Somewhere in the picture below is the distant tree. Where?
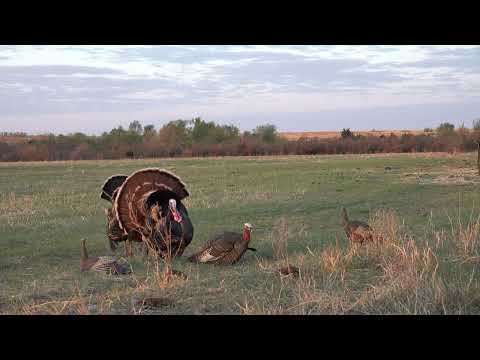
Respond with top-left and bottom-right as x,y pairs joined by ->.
218,124 -> 240,142
143,124 -> 156,137
191,117 -> 217,143
253,124 -> 278,143
424,128 -> 434,133
128,120 -> 143,135
110,126 -> 126,136
189,117 -> 240,144
436,122 -> 455,136
457,122 -> 469,137
158,120 -> 192,148
341,128 -> 353,138
472,120 -> 480,163
472,118 -> 480,131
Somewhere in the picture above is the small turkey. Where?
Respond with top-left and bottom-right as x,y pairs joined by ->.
80,239 -> 131,275
341,207 -> 373,245
100,168 -> 194,258
188,223 -> 256,265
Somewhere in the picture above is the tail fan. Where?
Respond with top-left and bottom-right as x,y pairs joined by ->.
100,175 -> 128,202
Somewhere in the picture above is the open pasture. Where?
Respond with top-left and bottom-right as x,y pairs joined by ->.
1,153 -> 480,314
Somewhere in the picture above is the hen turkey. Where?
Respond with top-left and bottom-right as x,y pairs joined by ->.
80,239 -> 131,275
188,223 -> 255,265
341,207 -> 373,245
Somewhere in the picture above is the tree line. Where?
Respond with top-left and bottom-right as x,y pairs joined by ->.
1,118 -> 479,162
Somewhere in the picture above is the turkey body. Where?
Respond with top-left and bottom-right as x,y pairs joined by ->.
188,227 -> 253,265
341,207 -> 373,244
80,239 -> 131,275
105,207 -> 128,251
147,200 -> 194,257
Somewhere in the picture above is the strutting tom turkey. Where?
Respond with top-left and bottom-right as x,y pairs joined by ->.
100,168 -> 194,258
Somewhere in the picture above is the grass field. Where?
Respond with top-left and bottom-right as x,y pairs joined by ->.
1,153 -> 480,314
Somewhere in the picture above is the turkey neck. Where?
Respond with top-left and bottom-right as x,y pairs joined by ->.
81,240 -> 88,260
341,208 -> 349,227
243,228 -> 251,242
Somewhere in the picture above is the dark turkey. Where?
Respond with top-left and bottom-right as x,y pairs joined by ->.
341,207 -> 373,245
80,239 -> 131,275
100,174 -> 128,203
188,223 -> 255,265
101,175 -> 129,254
101,168 -> 194,258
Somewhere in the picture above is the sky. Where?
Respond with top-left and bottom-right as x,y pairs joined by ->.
0,45 -> 479,135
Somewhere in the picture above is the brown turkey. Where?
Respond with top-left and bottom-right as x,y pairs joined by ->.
101,168 -> 194,258
80,239 -> 131,275
188,223 -> 256,265
341,207 -> 373,245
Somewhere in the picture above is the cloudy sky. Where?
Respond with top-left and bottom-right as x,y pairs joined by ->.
0,45 -> 479,134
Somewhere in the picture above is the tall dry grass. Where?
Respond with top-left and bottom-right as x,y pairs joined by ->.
243,208 -> 480,315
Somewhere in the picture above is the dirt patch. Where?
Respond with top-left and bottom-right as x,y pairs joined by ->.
400,167 -> 480,185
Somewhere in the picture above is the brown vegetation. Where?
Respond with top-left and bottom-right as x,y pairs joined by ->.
279,130 -> 426,141
1,119 -> 479,162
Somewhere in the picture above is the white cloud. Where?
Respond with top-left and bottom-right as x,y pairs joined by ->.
0,45 -> 479,133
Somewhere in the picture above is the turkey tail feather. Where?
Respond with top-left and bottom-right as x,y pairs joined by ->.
101,175 -> 128,202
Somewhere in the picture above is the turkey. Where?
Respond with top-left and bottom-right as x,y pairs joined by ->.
341,207 -> 373,245
188,223 -> 255,265
102,168 -> 194,258
100,175 -> 129,253
80,239 -> 131,275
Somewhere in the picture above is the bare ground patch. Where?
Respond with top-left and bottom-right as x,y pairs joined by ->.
400,166 -> 480,185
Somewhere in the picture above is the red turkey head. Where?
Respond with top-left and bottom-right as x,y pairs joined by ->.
169,199 -> 183,223
243,223 -> 252,241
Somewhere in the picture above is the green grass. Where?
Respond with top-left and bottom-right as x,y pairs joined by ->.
1,153 -> 480,314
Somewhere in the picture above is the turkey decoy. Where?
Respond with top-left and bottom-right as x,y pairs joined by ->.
100,168 -> 194,258
341,207 -> 373,245
80,239 -> 131,275
188,223 -> 255,265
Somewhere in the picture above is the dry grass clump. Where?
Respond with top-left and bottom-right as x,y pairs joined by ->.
244,208 -> 480,315
368,208 -> 403,245
320,241 -> 353,282
270,217 -> 290,262
20,286 -> 90,315
447,210 -> 480,263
